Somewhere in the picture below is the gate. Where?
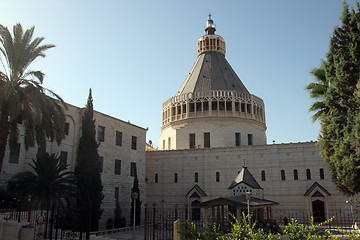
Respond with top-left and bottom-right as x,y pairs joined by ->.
144,206 -> 187,240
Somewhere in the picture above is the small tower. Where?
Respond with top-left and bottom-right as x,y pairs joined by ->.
159,16 -> 266,150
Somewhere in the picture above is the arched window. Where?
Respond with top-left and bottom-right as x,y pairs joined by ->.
306,169 -> 311,180
281,170 -> 286,181
319,168 -> 324,180
261,170 -> 266,181
293,169 -> 298,180
216,172 -> 220,182
174,173 -> 178,183
155,173 -> 158,183
195,172 -> 198,182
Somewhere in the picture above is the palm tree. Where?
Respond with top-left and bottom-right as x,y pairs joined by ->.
305,62 -> 329,122
8,153 -> 77,239
8,153 -> 77,210
0,23 -> 66,171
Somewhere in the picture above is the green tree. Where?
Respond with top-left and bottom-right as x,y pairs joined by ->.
305,62 -> 329,122
8,153 -> 77,238
114,198 -> 122,228
130,175 -> 141,226
317,2 -> 360,195
0,23 -> 66,171
74,89 -> 103,239
8,153 -> 76,209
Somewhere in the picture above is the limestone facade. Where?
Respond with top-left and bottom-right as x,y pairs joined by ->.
145,142 -> 348,219
0,103 -> 147,230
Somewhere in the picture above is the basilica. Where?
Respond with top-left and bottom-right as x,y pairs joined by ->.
0,16 -> 350,229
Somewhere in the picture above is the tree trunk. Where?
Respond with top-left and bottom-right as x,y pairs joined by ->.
0,110 -> 10,173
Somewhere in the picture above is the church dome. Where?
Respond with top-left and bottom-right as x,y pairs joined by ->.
159,15 -> 267,150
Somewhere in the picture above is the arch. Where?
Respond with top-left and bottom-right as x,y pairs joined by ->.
281,170 -> 286,181
312,199 -> 325,223
306,169 -> 311,180
293,169 -> 298,180
261,170 -> 266,181
216,171 -> 220,182
195,172 -> 198,182
319,168 -> 324,180
191,200 -> 201,221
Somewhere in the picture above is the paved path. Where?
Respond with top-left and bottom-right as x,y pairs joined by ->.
106,228 -> 144,240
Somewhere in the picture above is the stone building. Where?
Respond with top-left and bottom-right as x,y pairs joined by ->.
146,15 -> 349,222
0,103 -> 147,230
0,15 -> 352,230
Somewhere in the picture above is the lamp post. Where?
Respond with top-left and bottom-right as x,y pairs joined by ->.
246,192 -> 251,230
132,192 -> 138,240
346,198 -> 355,229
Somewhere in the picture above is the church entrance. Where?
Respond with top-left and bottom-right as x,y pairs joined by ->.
312,199 -> 325,222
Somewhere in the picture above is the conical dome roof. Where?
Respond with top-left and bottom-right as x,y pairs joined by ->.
176,15 -> 249,96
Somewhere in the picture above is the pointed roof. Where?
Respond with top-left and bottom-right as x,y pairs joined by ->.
228,167 -> 262,190
176,16 -> 249,96
304,182 -> 331,196
177,52 -> 249,95
200,195 -> 278,208
186,184 -> 207,197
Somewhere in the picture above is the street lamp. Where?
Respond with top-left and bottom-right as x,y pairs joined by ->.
346,198 -> 355,229
132,192 -> 138,240
246,192 -> 251,230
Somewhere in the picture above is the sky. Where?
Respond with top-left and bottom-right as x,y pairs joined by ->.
2,0 -> 359,149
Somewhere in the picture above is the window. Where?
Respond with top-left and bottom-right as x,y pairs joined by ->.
235,133 -> 241,146
131,136 -> 137,150
99,157 -> 103,173
319,168 -> 324,180
115,131 -> 122,146
261,170 -> 266,181
204,132 -> 210,148
174,173 -> 178,183
114,159 -> 121,175
163,139 -> 165,150
130,162 -> 137,177
64,122 -> 70,135
294,169 -> 298,180
155,173 -> 158,183
195,172 -> 198,182
60,151 -> 68,167
97,126 -> 105,142
306,169 -> 311,180
168,137 -> 171,150
189,134 -> 195,149
216,172 -> 220,182
115,187 -> 119,199
9,143 -> 20,164
248,134 -> 253,145
281,170 -> 285,181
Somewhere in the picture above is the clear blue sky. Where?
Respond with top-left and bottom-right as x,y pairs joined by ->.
2,0 -> 358,148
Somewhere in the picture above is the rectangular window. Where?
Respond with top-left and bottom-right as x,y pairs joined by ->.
130,162 -> 137,177
168,137 -> 171,150
114,159 -> 121,175
64,122 -> 70,136
174,173 -> 178,183
60,151 -> 68,167
115,131 -> 122,146
99,157 -> 104,173
247,134 -> 253,145
115,187 -> 119,199
9,143 -> 20,164
131,136 -> 137,150
235,133 -> 241,146
189,133 -> 196,149
155,173 -> 158,183
163,139 -> 165,150
204,132 -> 210,148
97,126 -> 105,142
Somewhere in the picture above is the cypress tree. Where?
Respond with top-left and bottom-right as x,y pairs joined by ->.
318,2 -> 360,195
75,89 -> 103,238
130,175 -> 141,226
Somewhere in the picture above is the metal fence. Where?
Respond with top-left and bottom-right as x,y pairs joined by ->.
144,207 -> 359,239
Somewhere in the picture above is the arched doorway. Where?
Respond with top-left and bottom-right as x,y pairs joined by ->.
191,200 -> 201,221
312,199 -> 325,222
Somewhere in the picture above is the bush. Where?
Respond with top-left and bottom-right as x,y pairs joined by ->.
178,220 -> 221,240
